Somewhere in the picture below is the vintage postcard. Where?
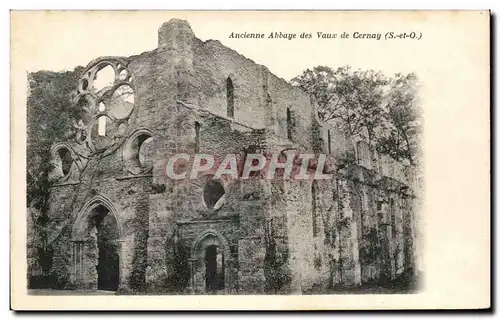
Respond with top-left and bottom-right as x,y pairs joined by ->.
10,10 -> 490,310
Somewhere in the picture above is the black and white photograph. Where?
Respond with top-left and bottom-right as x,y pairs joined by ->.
10,10 -> 490,310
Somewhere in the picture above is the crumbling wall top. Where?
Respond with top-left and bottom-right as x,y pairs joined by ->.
158,18 -> 195,50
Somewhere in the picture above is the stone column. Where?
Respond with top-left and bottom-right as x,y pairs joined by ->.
187,258 -> 196,294
402,196 -> 416,274
70,239 -> 84,287
117,236 -> 133,292
379,223 -> 394,283
82,237 -> 98,290
226,258 -> 234,294
336,180 -> 361,287
115,239 -> 126,292
377,198 -> 395,283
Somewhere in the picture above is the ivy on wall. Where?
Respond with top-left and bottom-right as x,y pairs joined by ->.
163,231 -> 190,293
27,68 -> 83,287
264,219 -> 291,294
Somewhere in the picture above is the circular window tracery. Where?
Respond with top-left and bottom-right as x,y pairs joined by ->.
81,79 -> 89,91
118,69 -> 129,81
107,85 -> 135,120
138,136 -> 154,168
123,130 -> 154,175
72,58 -> 136,155
91,64 -> 115,92
117,122 -> 128,135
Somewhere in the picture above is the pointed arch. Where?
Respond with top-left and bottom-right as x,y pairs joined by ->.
50,142 -> 77,181
189,229 -> 232,293
190,229 -> 230,258
72,194 -> 124,240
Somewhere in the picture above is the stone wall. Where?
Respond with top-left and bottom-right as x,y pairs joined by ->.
45,164 -> 153,291
270,163 -> 418,294
35,18 -> 420,295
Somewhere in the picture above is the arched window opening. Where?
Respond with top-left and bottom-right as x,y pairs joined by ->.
57,147 -> 73,177
118,68 -> 129,81
203,180 -> 226,209
377,201 -> 383,211
312,181 -> 319,238
90,115 -> 115,151
124,131 -> 154,175
98,102 -> 106,136
390,198 -> 396,239
327,129 -> 332,154
226,77 -> 234,118
130,134 -> 154,168
286,108 -> 293,140
194,122 -> 201,153
92,64 -> 115,92
138,136 -> 154,168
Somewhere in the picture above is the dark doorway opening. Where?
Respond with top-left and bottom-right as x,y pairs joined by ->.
205,245 -> 224,292
92,206 -> 120,291
97,240 -> 119,291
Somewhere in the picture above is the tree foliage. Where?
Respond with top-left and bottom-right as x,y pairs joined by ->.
291,65 -> 421,165
377,73 -> 421,165
26,68 -> 83,273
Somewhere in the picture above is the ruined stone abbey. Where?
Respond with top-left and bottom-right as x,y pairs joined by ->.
29,19 -> 420,294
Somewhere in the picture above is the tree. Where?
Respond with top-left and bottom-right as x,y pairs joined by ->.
291,66 -> 388,141
292,65 -> 421,165
26,68 -> 82,280
376,73 -> 421,165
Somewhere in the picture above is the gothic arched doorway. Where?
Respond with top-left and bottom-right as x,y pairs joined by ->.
204,244 -> 224,291
71,196 -> 123,291
93,205 -> 120,291
190,230 -> 230,294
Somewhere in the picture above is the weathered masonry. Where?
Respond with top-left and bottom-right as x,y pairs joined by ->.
30,19 -> 420,294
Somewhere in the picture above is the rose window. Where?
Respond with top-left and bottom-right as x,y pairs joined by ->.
72,58 -> 136,155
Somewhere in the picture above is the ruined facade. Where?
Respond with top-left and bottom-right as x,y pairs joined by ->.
30,19 -> 420,294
